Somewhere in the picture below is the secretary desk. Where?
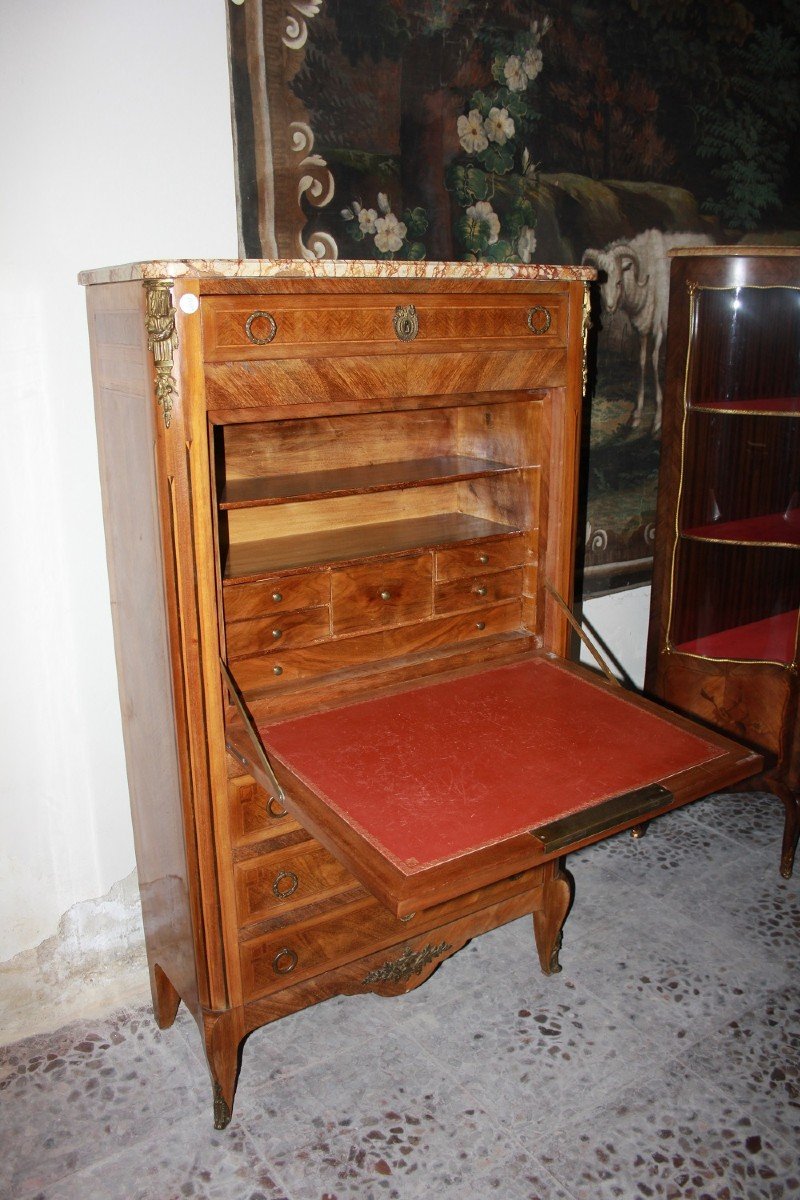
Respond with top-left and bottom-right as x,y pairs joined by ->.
80,259 -> 759,1127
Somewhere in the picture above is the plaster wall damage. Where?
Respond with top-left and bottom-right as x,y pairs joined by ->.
0,871 -> 150,1045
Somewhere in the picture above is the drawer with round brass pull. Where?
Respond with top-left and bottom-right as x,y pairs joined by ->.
434,567 -> 524,616
331,553 -> 433,636
223,571 -> 330,623
435,535 -> 525,582
226,605 -> 331,659
227,773 -> 304,849
234,839 -> 357,927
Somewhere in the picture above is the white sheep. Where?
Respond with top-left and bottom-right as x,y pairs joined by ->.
582,229 -> 713,433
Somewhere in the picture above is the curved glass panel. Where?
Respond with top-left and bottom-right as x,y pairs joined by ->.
688,286 -> 800,414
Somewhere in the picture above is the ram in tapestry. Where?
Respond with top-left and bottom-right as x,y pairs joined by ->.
228,0 -> 800,595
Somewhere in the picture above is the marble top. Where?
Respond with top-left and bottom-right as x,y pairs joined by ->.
78,258 -> 595,286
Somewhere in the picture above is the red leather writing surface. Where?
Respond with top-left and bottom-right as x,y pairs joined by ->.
259,659 -> 723,875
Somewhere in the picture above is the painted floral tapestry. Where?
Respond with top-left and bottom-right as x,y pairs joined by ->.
228,0 -> 800,595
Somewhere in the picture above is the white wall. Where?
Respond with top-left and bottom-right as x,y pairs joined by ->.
0,0 -> 237,964
0,0 -> 653,1024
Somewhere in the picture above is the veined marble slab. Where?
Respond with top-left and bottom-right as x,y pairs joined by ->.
78,258 -> 595,286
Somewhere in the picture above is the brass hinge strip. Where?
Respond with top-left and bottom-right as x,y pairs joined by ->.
545,581 -> 621,687
530,783 -> 672,854
220,658 -> 286,804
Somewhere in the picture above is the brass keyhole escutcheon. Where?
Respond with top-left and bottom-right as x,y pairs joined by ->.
527,305 -> 552,335
272,869 -> 299,900
393,304 -> 419,342
245,310 -> 277,345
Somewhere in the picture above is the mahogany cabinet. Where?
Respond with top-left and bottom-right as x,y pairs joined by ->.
81,260 -> 759,1127
646,248 -> 800,880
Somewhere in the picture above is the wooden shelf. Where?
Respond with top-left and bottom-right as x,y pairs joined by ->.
675,607 -> 798,664
219,456 -> 516,510
683,509 -> 800,547
223,513 -> 521,582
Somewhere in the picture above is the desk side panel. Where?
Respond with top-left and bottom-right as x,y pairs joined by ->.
86,280 -> 203,1019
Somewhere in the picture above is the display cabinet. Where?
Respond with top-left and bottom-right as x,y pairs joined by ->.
81,259 -> 758,1127
646,248 -> 799,878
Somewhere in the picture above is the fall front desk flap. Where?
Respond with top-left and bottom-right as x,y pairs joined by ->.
241,658 -> 759,915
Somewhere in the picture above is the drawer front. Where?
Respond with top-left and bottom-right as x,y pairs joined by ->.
235,842 -> 357,926
434,567 -> 523,616
227,605 -> 330,659
233,601 -> 524,692
223,572 -> 330,623
202,294 -> 567,362
435,535 -> 525,581
227,773 -> 304,848
240,862 -> 551,1001
331,554 -> 432,635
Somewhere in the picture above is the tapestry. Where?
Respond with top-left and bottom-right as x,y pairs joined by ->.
227,0 -> 800,595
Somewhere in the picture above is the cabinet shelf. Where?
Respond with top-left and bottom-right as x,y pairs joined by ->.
682,509 -> 800,547
223,513 -> 522,582
219,456 -> 516,510
675,607 -> 798,665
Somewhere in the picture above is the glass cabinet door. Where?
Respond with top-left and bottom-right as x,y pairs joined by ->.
667,283 -> 800,667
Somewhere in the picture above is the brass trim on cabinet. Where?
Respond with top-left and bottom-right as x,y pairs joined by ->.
144,278 -> 179,429
363,941 -> 453,985
530,784 -> 673,853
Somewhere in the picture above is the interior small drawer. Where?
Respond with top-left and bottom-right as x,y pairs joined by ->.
435,535 -> 525,581
235,841 -> 358,926
331,554 -> 433,636
201,293 -> 567,362
223,572 -> 330,623
227,773 -> 304,848
434,567 -> 523,616
226,606 -> 330,659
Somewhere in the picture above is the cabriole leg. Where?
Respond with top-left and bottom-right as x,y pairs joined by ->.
204,1010 -> 245,1130
771,779 -> 800,880
533,860 -> 574,976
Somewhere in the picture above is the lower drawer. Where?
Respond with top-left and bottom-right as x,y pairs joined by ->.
235,841 -> 357,926
240,862 -> 549,1001
435,567 -> 523,615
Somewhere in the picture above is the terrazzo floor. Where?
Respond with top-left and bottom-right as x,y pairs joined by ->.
2,792 -> 798,1200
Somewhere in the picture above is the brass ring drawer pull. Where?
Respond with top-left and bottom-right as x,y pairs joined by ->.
245,310 -> 277,345
393,304 -> 419,342
267,797 -> 288,819
527,305 -> 552,335
272,869 -> 299,900
272,947 -> 298,975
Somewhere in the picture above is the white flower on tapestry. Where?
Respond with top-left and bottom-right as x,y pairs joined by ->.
374,212 -> 408,253
484,107 -> 515,145
447,20 -> 550,263
457,109 -> 489,155
517,226 -> 537,262
340,200 -> 378,235
503,55 -> 528,93
465,201 -> 501,246
523,46 -> 544,83
341,195 -> 428,260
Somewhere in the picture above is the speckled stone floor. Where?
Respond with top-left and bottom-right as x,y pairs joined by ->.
2,792 -> 798,1200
